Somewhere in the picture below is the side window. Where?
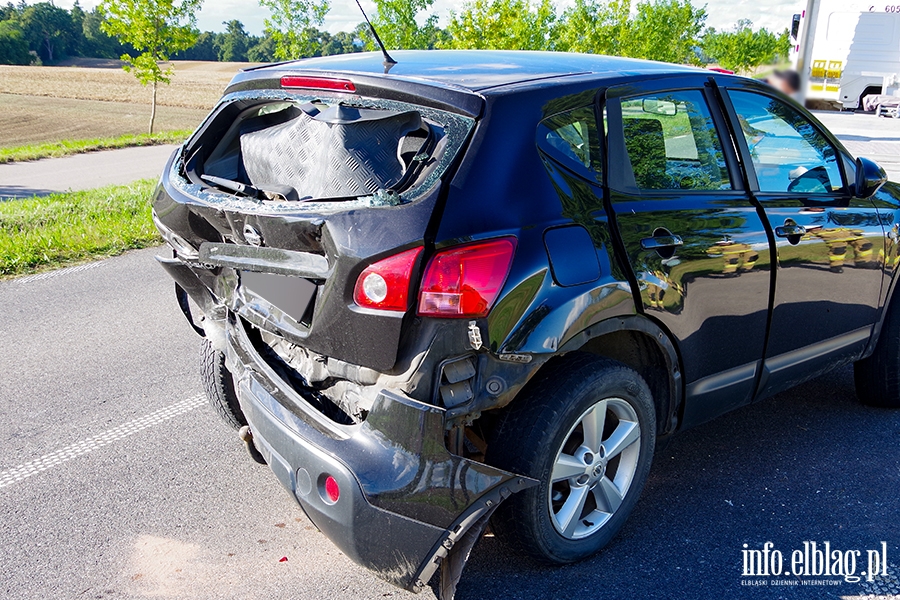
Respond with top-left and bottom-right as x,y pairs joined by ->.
537,106 -> 602,177
728,90 -> 843,194
620,90 -> 731,191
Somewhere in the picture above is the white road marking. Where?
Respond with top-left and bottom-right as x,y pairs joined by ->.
10,261 -> 103,284
0,395 -> 205,490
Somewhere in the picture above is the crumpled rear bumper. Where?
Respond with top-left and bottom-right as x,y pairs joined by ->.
225,315 -> 535,591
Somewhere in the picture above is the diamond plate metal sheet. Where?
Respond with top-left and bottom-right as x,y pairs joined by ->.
240,106 -> 422,199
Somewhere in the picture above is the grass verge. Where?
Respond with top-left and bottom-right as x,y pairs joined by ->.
0,131 -> 190,164
0,179 -> 162,278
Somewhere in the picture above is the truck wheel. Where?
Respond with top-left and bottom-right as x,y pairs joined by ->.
486,354 -> 656,564
854,302 -> 900,408
200,339 -> 247,429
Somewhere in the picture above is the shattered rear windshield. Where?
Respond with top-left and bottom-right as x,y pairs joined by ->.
174,90 -> 475,214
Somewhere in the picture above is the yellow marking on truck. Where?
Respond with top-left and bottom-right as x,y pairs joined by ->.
812,60 -> 827,78
826,60 -> 843,78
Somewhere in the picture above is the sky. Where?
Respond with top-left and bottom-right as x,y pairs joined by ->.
49,0 -> 799,37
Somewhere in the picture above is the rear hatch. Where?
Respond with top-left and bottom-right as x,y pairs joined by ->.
153,72 -> 480,373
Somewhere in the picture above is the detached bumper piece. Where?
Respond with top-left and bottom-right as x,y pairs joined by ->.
226,317 -> 536,596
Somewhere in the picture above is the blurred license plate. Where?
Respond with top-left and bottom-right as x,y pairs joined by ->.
240,271 -> 316,323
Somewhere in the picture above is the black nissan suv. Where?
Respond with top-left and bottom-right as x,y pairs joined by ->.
153,50 -> 900,598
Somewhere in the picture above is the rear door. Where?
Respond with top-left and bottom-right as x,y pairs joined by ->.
606,77 -> 773,427
721,86 -> 885,398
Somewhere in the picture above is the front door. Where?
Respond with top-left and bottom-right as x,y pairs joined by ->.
722,87 -> 885,398
606,79 -> 773,427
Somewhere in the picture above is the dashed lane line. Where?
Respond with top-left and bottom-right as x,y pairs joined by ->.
8,261 -> 103,285
0,395 -> 205,489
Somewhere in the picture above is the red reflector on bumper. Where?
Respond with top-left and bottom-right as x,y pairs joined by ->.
324,475 -> 340,502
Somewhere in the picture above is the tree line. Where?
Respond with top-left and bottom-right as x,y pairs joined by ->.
0,1 -> 362,65
1,0 -> 789,72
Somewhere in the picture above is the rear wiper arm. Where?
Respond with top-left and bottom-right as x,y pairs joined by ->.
201,175 -> 305,202
201,175 -> 263,200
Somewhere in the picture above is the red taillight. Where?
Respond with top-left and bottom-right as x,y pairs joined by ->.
324,476 -> 340,503
280,76 -> 356,92
353,247 -> 423,311
418,238 -> 517,318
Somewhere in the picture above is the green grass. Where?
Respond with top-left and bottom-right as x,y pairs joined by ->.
0,130 -> 191,164
0,179 -> 162,278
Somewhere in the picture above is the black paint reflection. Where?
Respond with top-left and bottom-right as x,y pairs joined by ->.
612,192 -> 772,385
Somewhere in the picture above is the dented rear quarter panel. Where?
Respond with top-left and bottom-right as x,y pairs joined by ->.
437,80 -> 640,360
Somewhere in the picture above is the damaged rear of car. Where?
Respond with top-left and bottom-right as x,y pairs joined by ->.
153,49 -> 698,598
153,61 -> 543,595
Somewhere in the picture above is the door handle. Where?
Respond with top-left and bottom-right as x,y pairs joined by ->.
775,224 -> 807,238
641,235 -> 684,251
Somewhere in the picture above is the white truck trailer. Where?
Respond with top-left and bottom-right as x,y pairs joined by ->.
790,0 -> 900,108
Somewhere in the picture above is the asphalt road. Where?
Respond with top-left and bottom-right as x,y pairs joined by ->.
0,145 -> 178,198
1,247 -> 899,600
814,111 -> 900,182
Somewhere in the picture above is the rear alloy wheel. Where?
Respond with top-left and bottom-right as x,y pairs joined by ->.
549,397 -> 641,539
487,355 -> 656,564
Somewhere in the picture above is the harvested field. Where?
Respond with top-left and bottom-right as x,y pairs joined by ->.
0,61 -> 259,147
0,94 -> 207,147
0,61 -> 255,110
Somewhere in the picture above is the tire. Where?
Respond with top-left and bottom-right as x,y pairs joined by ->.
200,339 -> 247,429
854,300 -> 900,408
486,353 -> 656,564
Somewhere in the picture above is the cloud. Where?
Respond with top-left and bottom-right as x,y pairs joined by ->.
702,0 -> 797,32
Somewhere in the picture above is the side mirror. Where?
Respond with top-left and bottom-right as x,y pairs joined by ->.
855,157 -> 888,198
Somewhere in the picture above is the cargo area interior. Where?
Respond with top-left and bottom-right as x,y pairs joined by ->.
182,99 -> 449,204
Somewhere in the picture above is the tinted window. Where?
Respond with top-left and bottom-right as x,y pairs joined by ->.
538,106 -> 601,176
620,91 -> 731,191
728,90 -> 843,194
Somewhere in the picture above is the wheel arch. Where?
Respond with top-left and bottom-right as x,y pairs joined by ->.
554,315 -> 683,436
863,212 -> 900,360
865,268 -> 900,359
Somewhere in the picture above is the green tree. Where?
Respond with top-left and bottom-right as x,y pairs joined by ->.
173,30 -> 218,60
82,7 -> 126,58
556,0 -> 704,63
99,0 -> 203,133
701,20 -> 781,73
775,28 -> 790,62
322,30 -> 361,55
70,0 -> 87,55
627,0 -> 705,63
444,0 -> 556,50
0,3 -> 19,22
20,2 -> 77,63
216,19 -> 249,61
555,0 -> 630,56
370,0 -> 439,50
0,20 -> 30,65
258,0 -> 329,60
247,34 -> 276,62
